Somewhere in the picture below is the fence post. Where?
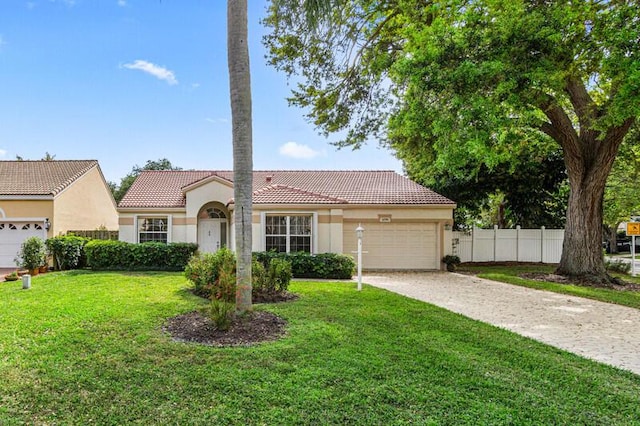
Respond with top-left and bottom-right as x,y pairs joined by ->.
493,225 -> 498,262
541,226 -> 546,262
516,225 -> 521,262
471,226 -> 475,262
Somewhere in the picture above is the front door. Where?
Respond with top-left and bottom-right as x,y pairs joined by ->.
198,219 -> 225,253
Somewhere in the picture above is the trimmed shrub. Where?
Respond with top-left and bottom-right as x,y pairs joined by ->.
85,240 -> 197,271
185,250 -> 294,300
253,251 -> 354,279
252,258 -> 292,298
184,248 -> 236,298
45,235 -> 89,270
268,258 -> 292,293
605,259 -> 631,274
15,237 -> 46,270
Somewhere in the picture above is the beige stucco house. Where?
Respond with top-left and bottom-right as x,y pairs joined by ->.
118,170 -> 456,270
0,160 -> 118,267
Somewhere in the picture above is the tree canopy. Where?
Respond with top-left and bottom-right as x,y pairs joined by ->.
603,125 -> 640,248
265,0 -> 640,280
111,158 -> 181,203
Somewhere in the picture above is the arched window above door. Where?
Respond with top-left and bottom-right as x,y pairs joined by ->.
198,204 -> 227,220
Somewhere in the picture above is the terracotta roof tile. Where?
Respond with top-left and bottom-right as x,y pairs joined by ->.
250,184 -> 348,204
119,170 -> 455,208
119,170 -> 215,208
0,160 -> 99,196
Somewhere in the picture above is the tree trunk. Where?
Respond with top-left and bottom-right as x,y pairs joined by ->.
556,177 -> 608,279
541,78 -> 634,282
227,0 -> 253,314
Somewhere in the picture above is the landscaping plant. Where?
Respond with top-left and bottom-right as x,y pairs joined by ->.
14,236 -> 46,272
208,255 -> 236,330
45,235 -> 89,270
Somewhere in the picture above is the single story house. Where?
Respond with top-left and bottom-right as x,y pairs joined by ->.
0,160 -> 118,267
119,170 -> 455,270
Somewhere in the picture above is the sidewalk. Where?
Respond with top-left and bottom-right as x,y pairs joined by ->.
363,272 -> 640,376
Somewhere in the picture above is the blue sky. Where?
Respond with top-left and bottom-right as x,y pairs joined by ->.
0,0 -> 403,184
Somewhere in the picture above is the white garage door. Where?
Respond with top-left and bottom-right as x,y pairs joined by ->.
343,222 -> 438,270
0,222 -> 46,268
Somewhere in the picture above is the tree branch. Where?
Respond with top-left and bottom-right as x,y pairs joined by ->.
565,76 -> 598,138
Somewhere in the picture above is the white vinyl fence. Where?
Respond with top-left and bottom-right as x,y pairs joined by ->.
453,226 -> 564,263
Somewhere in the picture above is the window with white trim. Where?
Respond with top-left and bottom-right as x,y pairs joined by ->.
265,214 -> 312,253
138,217 -> 168,243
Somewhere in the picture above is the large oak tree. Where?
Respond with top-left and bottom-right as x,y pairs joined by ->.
265,0 -> 640,281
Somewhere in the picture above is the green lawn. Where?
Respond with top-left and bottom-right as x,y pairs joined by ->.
458,264 -> 640,310
1,271 -> 639,424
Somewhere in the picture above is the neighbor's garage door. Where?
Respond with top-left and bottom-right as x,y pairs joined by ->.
343,222 -> 438,270
0,222 -> 46,267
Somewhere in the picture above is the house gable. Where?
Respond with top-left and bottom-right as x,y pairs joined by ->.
184,178 -> 234,218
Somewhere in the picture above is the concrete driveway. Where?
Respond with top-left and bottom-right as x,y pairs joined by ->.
363,271 -> 640,376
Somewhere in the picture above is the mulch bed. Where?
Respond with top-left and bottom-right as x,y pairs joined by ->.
163,310 -> 288,347
520,272 -> 640,292
163,290 -> 298,347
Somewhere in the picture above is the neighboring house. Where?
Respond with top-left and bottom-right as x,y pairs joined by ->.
119,170 -> 456,270
0,160 -> 118,267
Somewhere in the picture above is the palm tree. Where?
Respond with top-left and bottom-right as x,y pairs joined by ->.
227,0 -> 253,314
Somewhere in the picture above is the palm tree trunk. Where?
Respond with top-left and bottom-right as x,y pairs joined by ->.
227,0 -> 253,314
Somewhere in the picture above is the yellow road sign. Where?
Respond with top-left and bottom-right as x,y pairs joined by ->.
627,222 -> 640,236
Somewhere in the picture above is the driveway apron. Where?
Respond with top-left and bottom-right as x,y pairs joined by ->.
363,272 -> 640,376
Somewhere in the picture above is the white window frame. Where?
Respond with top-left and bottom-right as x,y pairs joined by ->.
261,212 -> 317,253
135,215 -> 172,244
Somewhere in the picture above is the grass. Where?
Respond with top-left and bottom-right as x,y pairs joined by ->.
458,264 -> 640,310
1,271 -> 639,424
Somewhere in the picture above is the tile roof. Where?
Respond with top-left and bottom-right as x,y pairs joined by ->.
251,184 -> 349,204
0,160 -> 99,196
119,170 -> 455,208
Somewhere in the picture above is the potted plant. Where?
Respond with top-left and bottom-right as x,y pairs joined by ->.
4,271 -> 19,282
15,236 -> 47,275
442,255 -> 461,272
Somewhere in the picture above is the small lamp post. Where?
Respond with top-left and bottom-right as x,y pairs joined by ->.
356,224 -> 364,291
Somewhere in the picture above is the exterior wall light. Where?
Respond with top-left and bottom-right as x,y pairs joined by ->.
44,218 -> 51,231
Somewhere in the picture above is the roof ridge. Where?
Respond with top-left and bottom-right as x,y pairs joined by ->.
0,159 -> 98,163
137,169 -> 398,173
254,184 -> 349,203
50,161 -> 98,195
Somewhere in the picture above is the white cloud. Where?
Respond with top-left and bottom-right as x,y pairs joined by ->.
279,142 -> 324,159
122,60 -> 178,85
117,0 -> 127,6
0,149 -> 7,158
0,35 -> 6,48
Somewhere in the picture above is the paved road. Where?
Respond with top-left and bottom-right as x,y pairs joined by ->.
363,272 -> 640,376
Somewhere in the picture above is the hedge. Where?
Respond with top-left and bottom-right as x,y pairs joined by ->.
45,235 -> 90,270
85,240 -> 198,271
253,251 -> 354,279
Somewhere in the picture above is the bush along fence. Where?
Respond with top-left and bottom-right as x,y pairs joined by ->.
85,240 -> 198,271
45,235 -> 90,270
453,226 -> 564,264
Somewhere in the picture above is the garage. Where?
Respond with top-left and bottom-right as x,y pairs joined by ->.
0,221 -> 46,268
343,222 -> 439,270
